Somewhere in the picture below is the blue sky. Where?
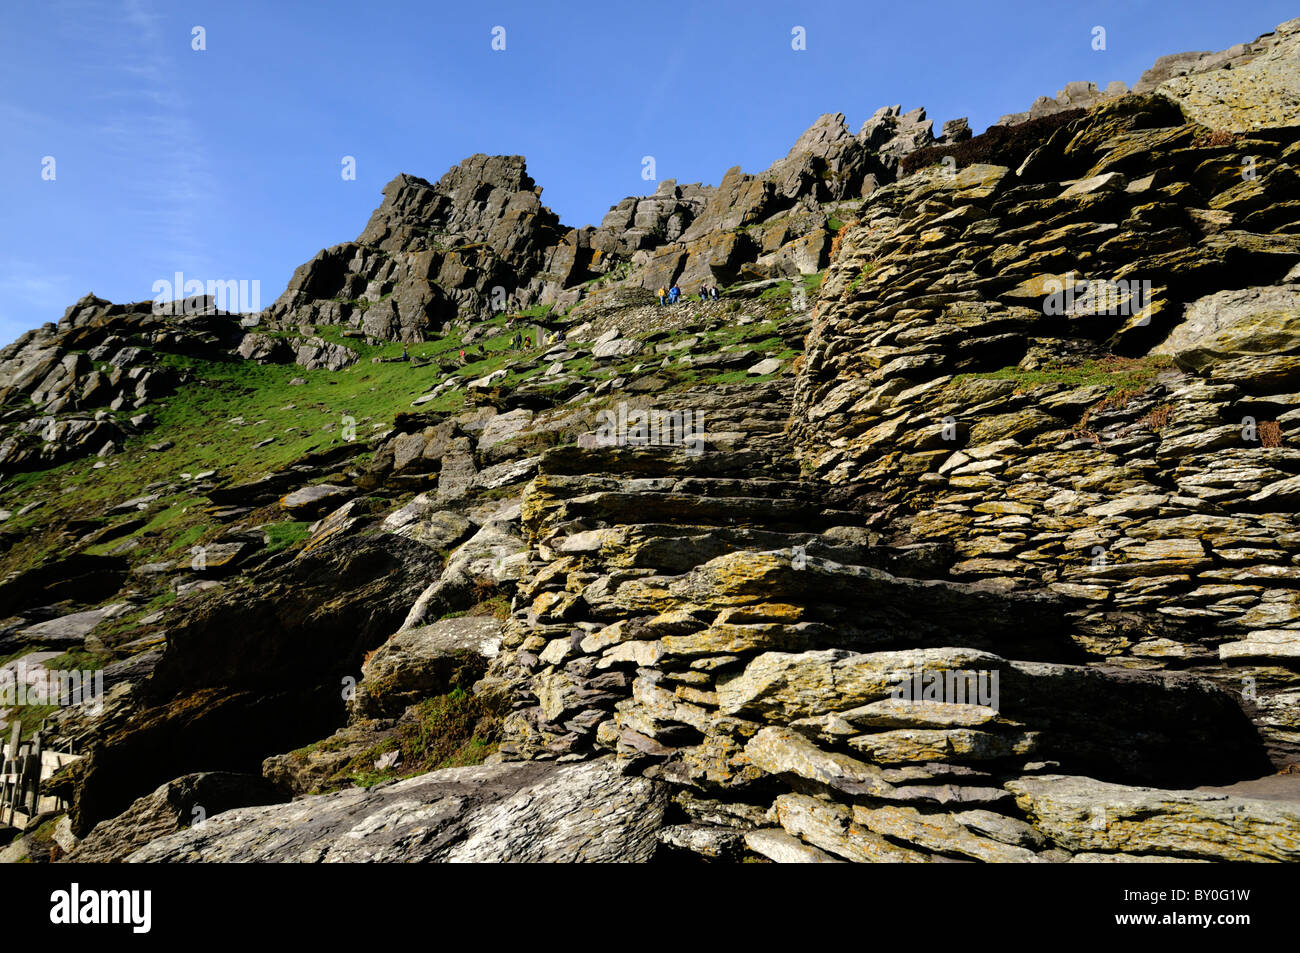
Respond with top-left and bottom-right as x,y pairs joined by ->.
1,0 -> 1293,346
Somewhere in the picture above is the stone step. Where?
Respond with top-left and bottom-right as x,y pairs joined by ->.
539,490 -> 858,535
539,445 -> 802,480
532,473 -> 823,504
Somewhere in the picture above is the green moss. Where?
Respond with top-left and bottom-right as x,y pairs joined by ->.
954,354 -> 1176,395
164,524 -> 209,555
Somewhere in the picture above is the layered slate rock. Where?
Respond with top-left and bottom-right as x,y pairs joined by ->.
125,758 -> 666,862
1008,775 -> 1300,862
792,90 -> 1300,761
65,772 -> 285,863
469,35 -> 1300,862
64,530 -> 436,835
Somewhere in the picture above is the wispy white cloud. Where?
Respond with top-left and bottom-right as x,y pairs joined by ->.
0,261 -> 76,346
38,0 -> 217,274
0,0 -> 224,343
97,0 -> 216,277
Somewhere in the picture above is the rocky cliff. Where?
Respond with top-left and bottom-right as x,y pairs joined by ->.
2,19 -> 1299,864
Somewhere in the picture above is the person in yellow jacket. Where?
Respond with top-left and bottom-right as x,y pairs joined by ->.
657,287 -> 667,306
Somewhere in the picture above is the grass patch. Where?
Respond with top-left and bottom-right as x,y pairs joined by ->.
43,649 -> 106,671
343,682 -> 504,788
440,592 -> 511,622
263,521 -> 313,555
845,261 -> 875,295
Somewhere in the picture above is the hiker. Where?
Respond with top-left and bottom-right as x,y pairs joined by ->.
459,348 -> 466,364
709,286 -> 719,301
698,288 -> 707,302
657,286 -> 667,306
669,284 -> 681,304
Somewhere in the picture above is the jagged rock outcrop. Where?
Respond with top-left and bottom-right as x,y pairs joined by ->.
0,294 -> 244,470
260,157 -> 567,342
252,108 -> 959,340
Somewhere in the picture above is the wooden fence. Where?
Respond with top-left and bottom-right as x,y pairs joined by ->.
0,720 -> 81,831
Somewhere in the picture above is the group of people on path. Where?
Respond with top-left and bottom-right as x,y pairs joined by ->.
658,284 -> 719,306
506,318 -> 563,351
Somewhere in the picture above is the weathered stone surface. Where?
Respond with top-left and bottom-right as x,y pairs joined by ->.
1155,285 -> 1300,371
351,616 -> 503,718
718,648 -> 1001,721
127,758 -> 666,862
745,827 -> 845,862
1154,19 -> 1300,132
17,603 -> 132,646
745,726 -> 894,797
848,727 -> 1039,764
67,772 -> 285,863
851,804 -> 1042,862
381,496 -> 473,550
280,483 -> 353,517
1008,775 -> 1300,861
774,793 -> 930,862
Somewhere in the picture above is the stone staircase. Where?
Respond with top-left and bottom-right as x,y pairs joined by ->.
481,375 -> 1288,862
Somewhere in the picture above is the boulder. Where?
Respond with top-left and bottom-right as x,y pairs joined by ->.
280,484 -> 354,518
1154,285 -> 1300,371
380,496 -> 473,550
351,615 -> 504,718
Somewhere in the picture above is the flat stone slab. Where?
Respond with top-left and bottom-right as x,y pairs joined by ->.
17,603 -> 132,646
125,758 -> 666,862
280,484 -> 353,516
1007,774 -> 1300,862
